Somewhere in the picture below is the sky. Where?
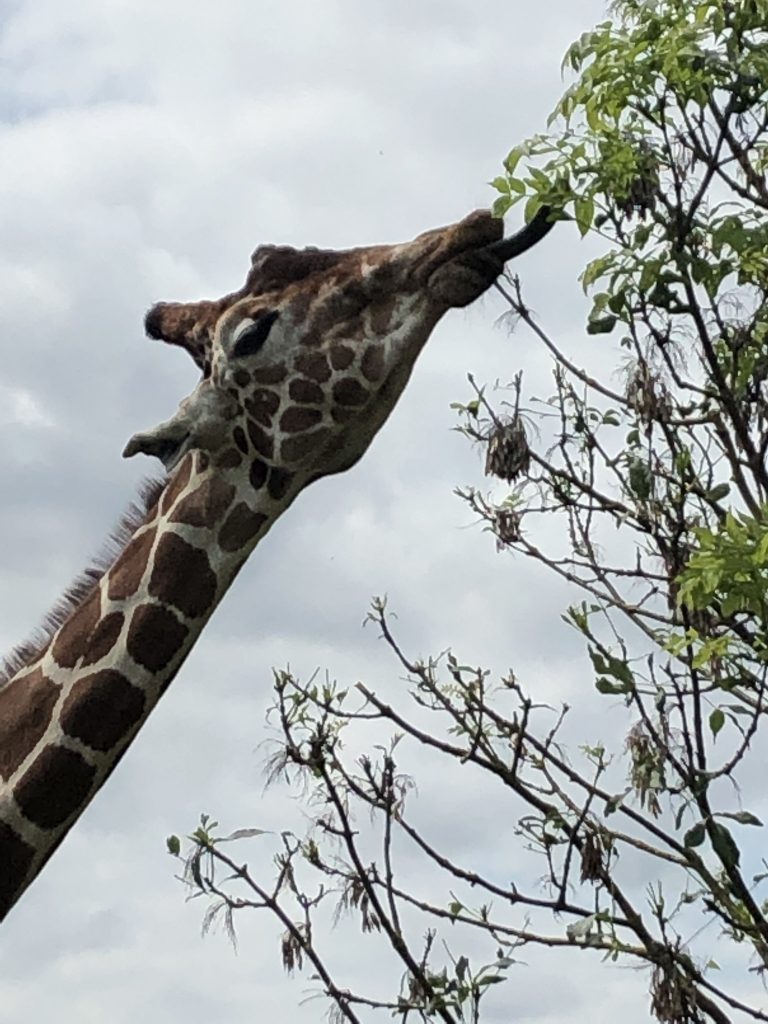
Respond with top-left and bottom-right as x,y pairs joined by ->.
0,3 -> 757,1023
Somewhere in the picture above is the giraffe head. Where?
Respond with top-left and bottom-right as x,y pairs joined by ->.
124,209 -> 550,493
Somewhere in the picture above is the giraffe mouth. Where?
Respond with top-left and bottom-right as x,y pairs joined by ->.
123,429 -> 191,471
428,206 -> 555,307
457,206 -> 556,276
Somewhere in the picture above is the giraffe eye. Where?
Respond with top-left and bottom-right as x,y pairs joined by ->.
231,310 -> 280,358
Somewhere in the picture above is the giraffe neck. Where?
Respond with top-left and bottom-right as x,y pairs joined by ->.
0,449 -> 294,919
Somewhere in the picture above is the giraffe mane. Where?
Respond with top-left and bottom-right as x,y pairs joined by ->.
0,477 -> 166,688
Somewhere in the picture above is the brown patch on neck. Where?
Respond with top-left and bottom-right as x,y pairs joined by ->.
332,378 -> 369,407
159,454 -> 194,514
51,588 -> 101,669
61,670 -> 145,751
0,479 -> 165,689
107,526 -> 158,602
149,535 -> 218,619
169,476 -> 236,529
218,503 -> 268,552
0,668 -> 60,780
0,823 -> 35,921
126,604 -> 188,673
14,743 -> 96,829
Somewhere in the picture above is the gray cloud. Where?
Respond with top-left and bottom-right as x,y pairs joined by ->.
0,2 -> 695,1022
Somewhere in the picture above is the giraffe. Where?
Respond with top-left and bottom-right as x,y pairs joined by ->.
0,206 -> 553,921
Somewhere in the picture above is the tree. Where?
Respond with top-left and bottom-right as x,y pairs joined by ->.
169,3 -> 768,1022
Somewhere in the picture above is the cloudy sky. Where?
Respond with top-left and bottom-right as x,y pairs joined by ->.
1,2 -> 749,1022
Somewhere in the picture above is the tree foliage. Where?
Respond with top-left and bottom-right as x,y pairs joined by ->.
171,3 -> 768,1022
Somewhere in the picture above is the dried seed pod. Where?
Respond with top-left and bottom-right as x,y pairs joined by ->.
494,507 -> 522,549
625,362 -> 672,425
485,415 -> 530,482
579,830 -> 605,884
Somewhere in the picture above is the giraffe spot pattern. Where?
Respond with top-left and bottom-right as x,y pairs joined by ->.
330,345 -> 355,370
233,425 -> 249,454
219,503 -> 268,552
169,476 -> 236,529
250,364 -> 288,385
332,406 -> 357,425
250,458 -> 268,490
246,389 -> 280,426
149,534 -> 217,619
289,378 -> 324,405
280,406 -> 322,433
51,589 -> 100,669
107,526 -> 157,602
233,369 -> 251,388
267,468 -> 293,501
126,604 -> 189,673
370,295 -> 397,334
246,419 -> 274,459
361,345 -> 386,382
14,743 -> 96,830
0,668 -> 61,781
159,455 -> 194,515
60,670 -> 145,752
80,612 -> 125,668
333,378 -> 369,407
0,822 -> 34,921
280,428 -> 331,463
294,351 -> 331,382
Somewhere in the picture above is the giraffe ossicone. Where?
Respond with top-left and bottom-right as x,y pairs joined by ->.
0,206 -> 553,921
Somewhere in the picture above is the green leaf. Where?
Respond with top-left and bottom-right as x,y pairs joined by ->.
492,195 -> 513,218
628,458 -> 652,499
711,822 -> 741,869
477,975 -> 504,987
706,483 -> 731,503
709,708 -> 725,738
587,314 -> 618,335
574,196 -> 595,237
684,822 -> 706,848
504,147 -> 523,175
589,648 -> 609,675
596,677 -> 629,695
166,834 -> 181,856
221,827 -> 269,842
722,810 -> 763,827
524,194 -> 543,222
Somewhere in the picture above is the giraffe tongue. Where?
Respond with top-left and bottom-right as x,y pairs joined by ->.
484,206 -> 557,263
